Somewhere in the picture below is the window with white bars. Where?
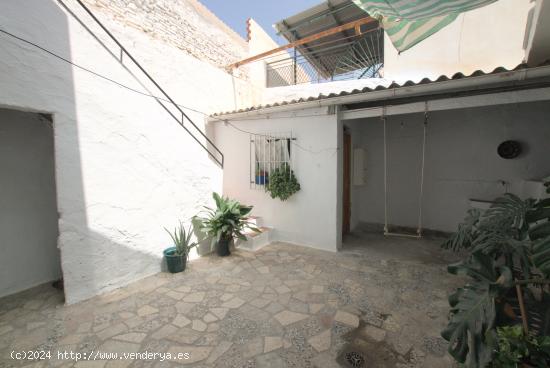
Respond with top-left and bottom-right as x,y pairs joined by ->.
249,132 -> 295,190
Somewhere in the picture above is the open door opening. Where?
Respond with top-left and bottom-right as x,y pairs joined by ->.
0,108 -> 63,301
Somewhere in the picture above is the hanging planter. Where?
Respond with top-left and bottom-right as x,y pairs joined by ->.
266,163 -> 300,201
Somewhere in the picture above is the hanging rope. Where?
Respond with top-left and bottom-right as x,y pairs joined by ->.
417,102 -> 429,236
382,103 -> 428,239
382,106 -> 389,235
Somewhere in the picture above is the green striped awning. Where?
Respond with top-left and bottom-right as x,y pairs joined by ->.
352,0 -> 498,52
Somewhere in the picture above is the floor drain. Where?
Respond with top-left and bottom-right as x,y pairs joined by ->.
345,351 -> 365,368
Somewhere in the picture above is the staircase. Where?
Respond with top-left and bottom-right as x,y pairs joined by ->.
69,0 -> 224,167
236,216 -> 273,252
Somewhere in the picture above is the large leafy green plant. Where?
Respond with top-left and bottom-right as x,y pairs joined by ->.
267,163 -> 300,201
194,193 -> 259,248
442,186 -> 550,367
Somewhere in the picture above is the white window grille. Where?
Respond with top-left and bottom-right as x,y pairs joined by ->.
250,132 -> 295,190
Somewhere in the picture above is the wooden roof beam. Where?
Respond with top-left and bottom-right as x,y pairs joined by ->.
227,16 -> 376,70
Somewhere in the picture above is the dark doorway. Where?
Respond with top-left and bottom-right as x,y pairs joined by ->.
0,108 -> 62,298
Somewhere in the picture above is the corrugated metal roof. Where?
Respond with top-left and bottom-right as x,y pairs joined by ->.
212,62 -> 550,117
273,0 -> 381,79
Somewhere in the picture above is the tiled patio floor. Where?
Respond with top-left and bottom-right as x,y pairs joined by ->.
0,232 -> 462,368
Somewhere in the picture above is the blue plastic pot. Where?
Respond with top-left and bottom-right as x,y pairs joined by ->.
255,174 -> 268,185
163,247 -> 186,273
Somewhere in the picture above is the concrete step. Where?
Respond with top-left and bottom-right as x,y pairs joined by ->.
236,226 -> 272,252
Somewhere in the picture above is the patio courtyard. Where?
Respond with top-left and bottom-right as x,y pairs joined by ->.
0,231 -> 462,368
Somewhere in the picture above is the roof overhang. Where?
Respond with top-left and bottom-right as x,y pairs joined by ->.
210,64 -> 550,121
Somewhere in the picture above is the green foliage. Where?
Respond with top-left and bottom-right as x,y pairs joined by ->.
442,188 -> 550,368
164,221 -> 197,258
442,253 -> 512,367
533,236 -> 550,279
491,325 -> 550,368
266,164 -> 301,201
443,209 -> 481,251
193,192 -> 259,249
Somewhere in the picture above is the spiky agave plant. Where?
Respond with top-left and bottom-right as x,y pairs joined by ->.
165,221 -> 197,259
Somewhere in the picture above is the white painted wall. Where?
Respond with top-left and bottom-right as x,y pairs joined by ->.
0,0 -> 256,303
213,107 -> 341,252
0,109 -> 61,298
383,0 -> 535,82
351,101 -> 550,232
247,18 -> 310,91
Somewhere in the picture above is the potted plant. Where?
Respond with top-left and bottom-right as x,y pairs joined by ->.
440,182 -> 550,368
194,192 -> 259,256
266,163 -> 300,201
163,221 -> 197,273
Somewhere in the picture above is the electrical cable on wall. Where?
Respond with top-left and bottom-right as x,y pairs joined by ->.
0,27 -> 339,157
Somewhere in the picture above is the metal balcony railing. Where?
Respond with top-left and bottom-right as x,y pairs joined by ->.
266,28 -> 383,88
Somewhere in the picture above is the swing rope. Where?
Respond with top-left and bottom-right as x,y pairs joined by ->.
417,102 -> 429,236
382,103 -> 429,238
382,106 -> 389,234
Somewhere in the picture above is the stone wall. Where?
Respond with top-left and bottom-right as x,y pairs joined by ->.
83,0 -> 249,73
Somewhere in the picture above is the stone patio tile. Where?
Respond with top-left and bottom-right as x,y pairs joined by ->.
250,298 -> 271,308
97,323 -> 128,341
166,328 -> 201,344
309,303 -> 324,314
210,307 -> 229,320
191,319 -> 207,332
206,341 -> 232,364
275,285 -> 291,294
207,322 -> 219,332
172,314 -> 191,328
334,310 -> 359,327
152,324 -> 178,339
264,302 -> 285,315
273,310 -> 309,326
244,337 -> 264,358
182,292 -> 205,303
264,336 -> 283,353
0,238 -> 463,368
308,329 -> 331,352
310,352 -> 341,368
311,285 -> 324,294
137,305 -> 158,317
76,321 -> 93,333
219,293 -> 234,302
113,332 -> 147,343
225,284 -> 240,292
175,285 -> 192,293
221,297 -> 245,309
175,301 -> 194,314
203,313 -> 218,323
363,325 -> 387,342
165,290 -> 185,300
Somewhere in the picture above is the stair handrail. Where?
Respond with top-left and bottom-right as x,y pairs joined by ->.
73,0 -> 224,167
